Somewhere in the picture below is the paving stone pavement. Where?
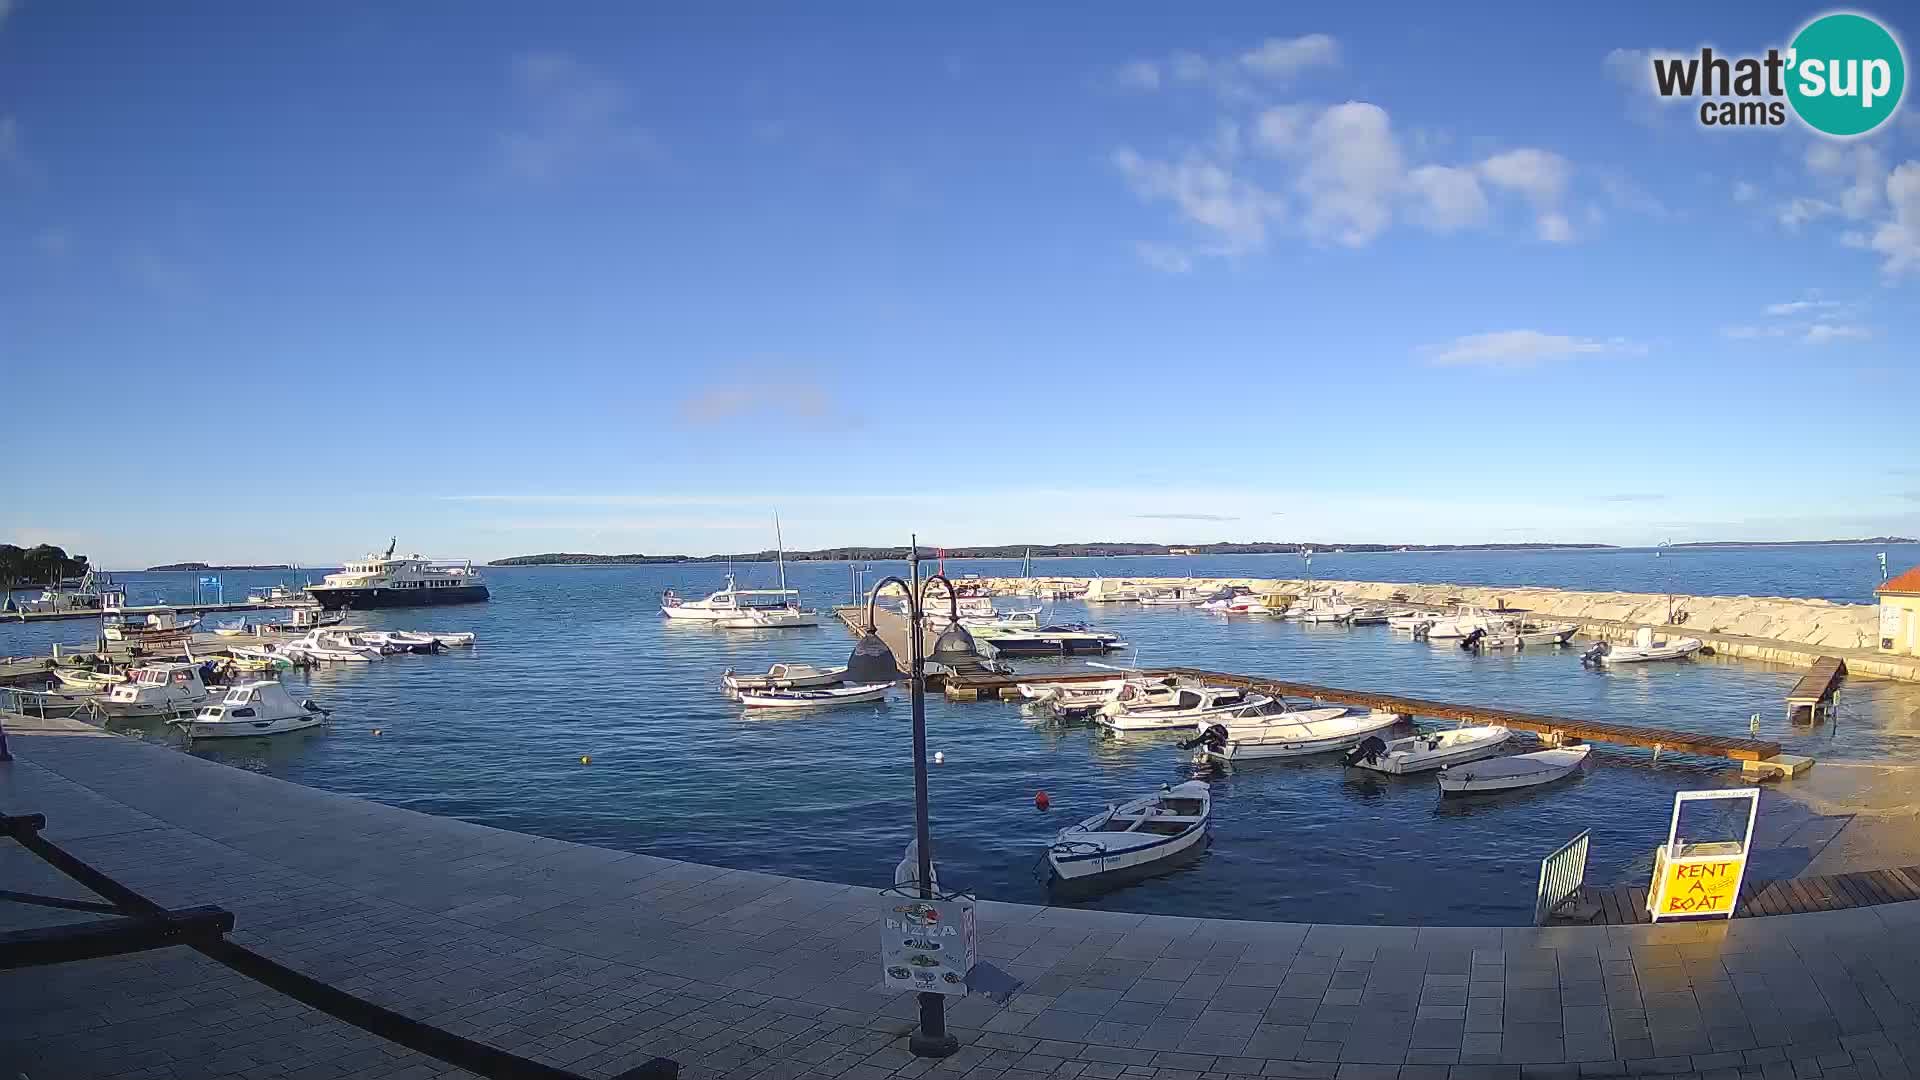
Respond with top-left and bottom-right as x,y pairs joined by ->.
4,732 -> 1919,1080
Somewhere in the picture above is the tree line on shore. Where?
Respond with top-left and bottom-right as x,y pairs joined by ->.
489,541 -> 1613,566
0,544 -> 92,603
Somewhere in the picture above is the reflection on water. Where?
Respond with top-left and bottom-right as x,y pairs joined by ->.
5,551 -> 1918,924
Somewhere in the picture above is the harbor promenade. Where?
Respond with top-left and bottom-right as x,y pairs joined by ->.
5,730 -> 1920,1080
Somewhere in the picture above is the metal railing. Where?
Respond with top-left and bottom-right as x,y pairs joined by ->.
1535,830 -> 1591,926
0,685 -> 100,723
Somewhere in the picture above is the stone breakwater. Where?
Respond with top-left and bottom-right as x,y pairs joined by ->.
977,576 -> 1920,681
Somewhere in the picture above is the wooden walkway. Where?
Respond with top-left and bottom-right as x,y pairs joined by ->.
1567,863 -> 1920,924
829,606 -> 998,679
1787,655 -> 1846,722
1163,667 -> 1783,763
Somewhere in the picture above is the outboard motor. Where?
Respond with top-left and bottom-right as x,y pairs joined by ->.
1178,723 -> 1232,752
1343,734 -> 1389,767
1580,641 -> 1611,668
1412,621 -> 1432,641
1459,628 -> 1486,653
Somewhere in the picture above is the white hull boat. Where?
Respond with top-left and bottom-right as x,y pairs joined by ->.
282,627 -> 388,662
1388,611 -> 1436,633
51,667 -> 126,691
1346,725 -> 1512,774
1584,627 -> 1704,665
1197,705 -> 1355,738
174,681 -> 330,738
1438,744 -> 1591,794
229,644 -> 303,669
1192,709 -> 1402,761
714,607 -> 820,629
738,681 -> 891,708
1097,687 -> 1271,732
1048,781 -> 1210,883
1348,607 -> 1391,626
358,630 -> 442,653
723,663 -> 849,692
98,662 -> 216,719
662,574 -> 806,622
429,631 -> 475,647
1017,677 -> 1129,702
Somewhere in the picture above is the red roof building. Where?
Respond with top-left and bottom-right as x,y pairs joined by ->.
1878,565 -> 1920,655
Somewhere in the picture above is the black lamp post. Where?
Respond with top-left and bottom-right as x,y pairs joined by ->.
845,538 -> 976,1059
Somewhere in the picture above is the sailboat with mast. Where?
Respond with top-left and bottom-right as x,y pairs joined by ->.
701,513 -> 820,628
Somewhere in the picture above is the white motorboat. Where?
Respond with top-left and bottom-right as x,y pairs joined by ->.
98,662 -> 216,719
950,610 -> 1041,632
1197,703 -> 1356,738
1583,627 -> 1704,665
282,627 -> 387,662
1438,744 -> 1591,794
1345,725 -> 1512,774
1047,781 -> 1210,883
1348,606 -> 1391,626
262,606 -> 344,634
1190,709 -> 1402,761
1387,610 -> 1438,633
1420,606 -> 1511,639
1031,678 -> 1193,719
1197,589 -> 1273,615
229,643 -> 304,669
713,607 -> 821,629
357,630 -> 442,653
737,682 -> 891,708
428,631 -> 475,647
1136,588 -> 1196,607
173,681 -> 330,738
906,594 -> 998,621
973,624 -> 1125,656
210,618 -> 249,637
1292,593 -> 1357,624
723,663 -> 848,692
1096,686 -> 1271,732
1017,677 -> 1130,702
1081,578 -> 1146,603
101,609 -> 200,644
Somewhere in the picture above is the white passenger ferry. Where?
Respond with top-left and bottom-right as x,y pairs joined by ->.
305,540 -> 489,610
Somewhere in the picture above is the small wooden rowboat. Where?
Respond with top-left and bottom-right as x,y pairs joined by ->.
1048,781 -> 1210,883
737,682 -> 891,709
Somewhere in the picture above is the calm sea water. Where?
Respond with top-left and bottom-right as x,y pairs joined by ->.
5,545 -> 1917,925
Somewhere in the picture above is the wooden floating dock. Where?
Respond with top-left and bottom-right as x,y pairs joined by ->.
1163,668 -> 1783,763
1786,655 -> 1846,723
1565,863 -> 1920,925
1,600 -> 310,624
830,606 -> 999,679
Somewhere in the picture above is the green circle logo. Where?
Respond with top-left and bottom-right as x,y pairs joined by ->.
1787,13 -> 1906,136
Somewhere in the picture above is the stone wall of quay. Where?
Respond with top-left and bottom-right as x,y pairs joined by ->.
975,575 -> 1920,680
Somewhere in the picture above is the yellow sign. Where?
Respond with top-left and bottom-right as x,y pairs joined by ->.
1655,856 -> 1744,916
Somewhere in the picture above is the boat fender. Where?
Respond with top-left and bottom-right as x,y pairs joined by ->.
1343,735 -> 1388,767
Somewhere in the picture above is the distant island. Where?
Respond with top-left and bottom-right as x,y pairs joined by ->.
1670,537 -> 1916,548
490,541 -> 1616,566
145,562 -> 295,572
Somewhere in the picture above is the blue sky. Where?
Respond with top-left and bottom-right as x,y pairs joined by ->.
3,1 -> 1918,567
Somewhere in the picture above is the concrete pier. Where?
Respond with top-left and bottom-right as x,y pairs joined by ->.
6,729 -> 1920,1079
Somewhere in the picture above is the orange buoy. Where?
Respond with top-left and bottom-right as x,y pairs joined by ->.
1034,790 -> 1050,811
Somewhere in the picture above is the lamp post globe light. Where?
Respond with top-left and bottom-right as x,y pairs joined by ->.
845,538 -> 977,1058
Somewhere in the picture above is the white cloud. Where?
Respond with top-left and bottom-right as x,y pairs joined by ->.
1802,324 -> 1870,345
1135,242 -> 1193,274
1115,60 -> 1161,91
1123,35 -> 1339,100
1404,165 -> 1487,232
1536,212 -> 1574,244
1238,35 -> 1339,80
1253,105 -> 1313,153
1763,298 -> 1840,316
1777,197 -> 1837,229
1421,330 -> 1645,368
1733,181 -> 1759,203
1868,162 -> 1920,275
1292,103 -> 1403,247
1479,148 -> 1569,205
1603,47 -> 1692,101
498,52 -> 658,181
1112,147 -> 1281,254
